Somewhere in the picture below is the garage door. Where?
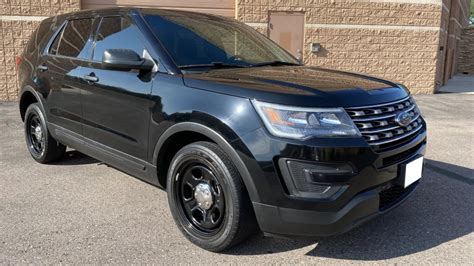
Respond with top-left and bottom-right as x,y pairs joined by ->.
81,0 -> 235,17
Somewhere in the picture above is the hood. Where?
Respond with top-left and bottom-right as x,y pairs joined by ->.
182,66 -> 409,107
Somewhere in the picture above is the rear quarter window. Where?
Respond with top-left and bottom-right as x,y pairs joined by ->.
49,26 -> 62,55
25,22 -> 52,55
53,18 -> 94,59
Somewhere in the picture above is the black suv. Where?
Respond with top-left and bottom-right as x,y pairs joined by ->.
17,8 -> 427,251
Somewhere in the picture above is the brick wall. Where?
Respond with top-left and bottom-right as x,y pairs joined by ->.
236,0 -> 470,94
0,0 -> 80,101
457,27 -> 474,74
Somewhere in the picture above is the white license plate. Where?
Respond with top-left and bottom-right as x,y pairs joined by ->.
402,156 -> 424,188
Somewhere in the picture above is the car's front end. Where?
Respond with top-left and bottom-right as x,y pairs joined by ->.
236,94 -> 427,238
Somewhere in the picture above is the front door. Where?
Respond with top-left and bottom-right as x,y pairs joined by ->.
81,15 -> 153,161
268,12 -> 305,61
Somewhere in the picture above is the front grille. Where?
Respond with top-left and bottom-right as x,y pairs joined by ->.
382,142 -> 424,167
379,183 -> 416,211
345,97 -> 423,151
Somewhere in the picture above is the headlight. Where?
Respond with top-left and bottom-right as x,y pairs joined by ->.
252,100 -> 360,140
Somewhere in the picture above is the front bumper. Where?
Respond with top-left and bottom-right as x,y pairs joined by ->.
254,181 -> 418,238
238,124 -> 427,238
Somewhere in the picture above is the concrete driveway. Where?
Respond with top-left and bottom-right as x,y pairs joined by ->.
0,94 -> 473,264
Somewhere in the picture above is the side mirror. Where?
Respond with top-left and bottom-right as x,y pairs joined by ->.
102,49 -> 154,71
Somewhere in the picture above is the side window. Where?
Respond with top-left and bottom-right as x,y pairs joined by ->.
49,26 -> 62,55
26,22 -> 51,55
93,16 -> 145,61
56,18 -> 94,58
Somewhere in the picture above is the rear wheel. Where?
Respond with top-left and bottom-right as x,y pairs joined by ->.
24,103 -> 66,163
167,141 -> 258,251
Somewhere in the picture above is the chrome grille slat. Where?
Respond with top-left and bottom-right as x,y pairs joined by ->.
346,97 -> 423,150
360,125 -> 400,134
356,122 -> 373,129
347,110 -> 366,116
360,120 -> 422,145
358,114 -> 420,135
351,104 -> 416,122
369,124 -> 423,146
352,113 -> 396,122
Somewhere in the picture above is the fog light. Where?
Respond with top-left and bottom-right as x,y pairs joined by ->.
278,159 -> 355,199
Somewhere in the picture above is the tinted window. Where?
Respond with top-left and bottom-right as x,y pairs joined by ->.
143,10 -> 297,68
57,18 -> 93,58
93,16 -> 145,61
26,22 -> 52,55
49,26 -> 62,55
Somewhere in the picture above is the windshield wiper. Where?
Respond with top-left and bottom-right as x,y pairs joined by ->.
251,61 -> 301,67
178,62 -> 249,70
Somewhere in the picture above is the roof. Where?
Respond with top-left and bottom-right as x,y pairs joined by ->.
42,7 -> 230,24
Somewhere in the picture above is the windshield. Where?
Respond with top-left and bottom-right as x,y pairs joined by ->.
143,10 -> 299,69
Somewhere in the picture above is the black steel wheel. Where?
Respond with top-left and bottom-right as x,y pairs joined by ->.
26,112 -> 45,157
178,164 -> 225,233
24,103 -> 66,163
167,141 -> 258,251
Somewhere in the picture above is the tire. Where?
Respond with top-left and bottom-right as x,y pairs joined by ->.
167,141 -> 258,252
24,103 -> 66,163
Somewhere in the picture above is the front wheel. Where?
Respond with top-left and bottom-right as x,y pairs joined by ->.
24,103 -> 66,163
167,141 -> 258,252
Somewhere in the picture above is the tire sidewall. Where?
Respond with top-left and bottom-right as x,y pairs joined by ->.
24,104 -> 48,162
167,144 -> 239,251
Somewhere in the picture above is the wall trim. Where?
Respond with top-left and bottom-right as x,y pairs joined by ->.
305,23 -> 441,31
246,22 -> 441,31
0,15 -> 48,21
245,22 -> 268,27
363,0 -> 442,4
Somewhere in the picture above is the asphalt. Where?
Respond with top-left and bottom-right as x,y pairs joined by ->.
0,93 -> 473,264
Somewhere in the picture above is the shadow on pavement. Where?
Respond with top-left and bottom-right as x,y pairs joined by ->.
227,159 -> 473,260
51,150 -> 100,165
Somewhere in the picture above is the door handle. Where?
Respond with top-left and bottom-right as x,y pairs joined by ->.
37,64 -> 48,72
84,73 -> 99,84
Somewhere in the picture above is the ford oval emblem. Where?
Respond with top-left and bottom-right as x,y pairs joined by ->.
395,111 -> 413,127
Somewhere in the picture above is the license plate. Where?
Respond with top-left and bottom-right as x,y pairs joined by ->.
401,156 -> 424,188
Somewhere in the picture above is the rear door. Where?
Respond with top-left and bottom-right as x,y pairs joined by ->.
38,18 -> 95,136
80,15 -> 154,161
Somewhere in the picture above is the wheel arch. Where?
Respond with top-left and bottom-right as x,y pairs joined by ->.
153,122 -> 260,203
19,86 -> 46,122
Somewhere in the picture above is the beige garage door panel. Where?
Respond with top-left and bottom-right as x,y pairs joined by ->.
82,0 -> 235,17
